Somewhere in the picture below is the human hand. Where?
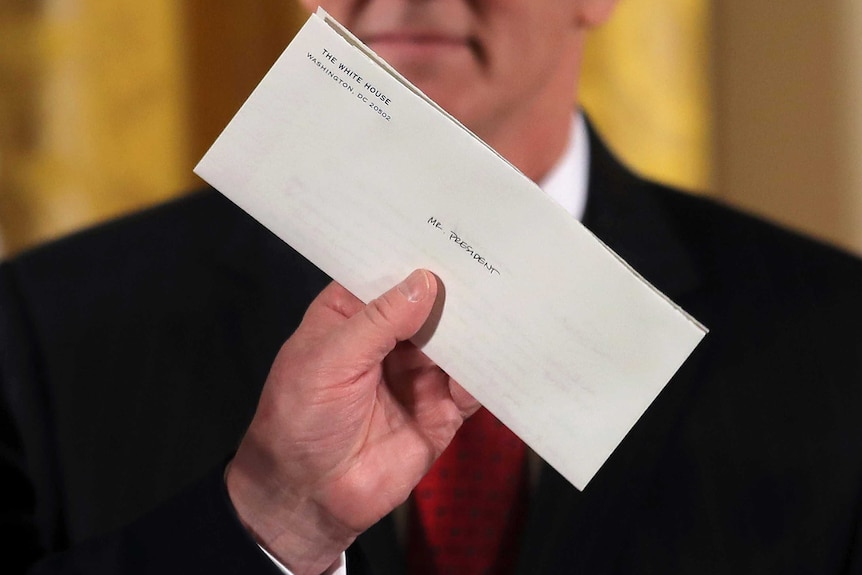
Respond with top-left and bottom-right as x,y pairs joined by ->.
225,269 -> 479,575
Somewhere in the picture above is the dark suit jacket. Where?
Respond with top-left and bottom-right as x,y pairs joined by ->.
2,127 -> 861,574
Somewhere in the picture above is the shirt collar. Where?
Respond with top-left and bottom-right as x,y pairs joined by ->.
537,113 -> 590,222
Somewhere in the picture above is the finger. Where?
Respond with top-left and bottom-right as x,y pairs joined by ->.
449,379 -> 481,418
328,269 -> 438,368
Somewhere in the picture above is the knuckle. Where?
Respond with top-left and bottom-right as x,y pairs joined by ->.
363,293 -> 397,331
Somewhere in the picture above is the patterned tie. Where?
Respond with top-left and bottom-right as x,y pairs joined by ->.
407,407 -> 529,575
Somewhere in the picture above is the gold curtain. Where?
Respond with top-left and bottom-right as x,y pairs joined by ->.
0,1 -> 711,257
0,0 -> 307,256
580,0 -> 712,193
0,1 -> 189,256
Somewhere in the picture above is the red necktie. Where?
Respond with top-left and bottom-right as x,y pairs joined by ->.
408,407 -> 529,575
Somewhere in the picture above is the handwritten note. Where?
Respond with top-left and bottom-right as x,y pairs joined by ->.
427,217 -> 502,276
194,9 -> 707,489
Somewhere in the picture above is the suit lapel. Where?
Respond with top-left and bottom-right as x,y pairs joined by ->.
581,121 -> 701,300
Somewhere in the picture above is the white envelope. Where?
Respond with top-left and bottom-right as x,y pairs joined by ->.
195,9 -> 707,490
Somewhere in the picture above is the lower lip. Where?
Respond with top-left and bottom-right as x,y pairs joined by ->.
367,37 -> 471,62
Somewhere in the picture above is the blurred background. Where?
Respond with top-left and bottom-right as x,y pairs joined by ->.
1,0 -> 861,257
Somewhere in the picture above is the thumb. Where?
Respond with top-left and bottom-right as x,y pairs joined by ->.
328,269 -> 438,367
